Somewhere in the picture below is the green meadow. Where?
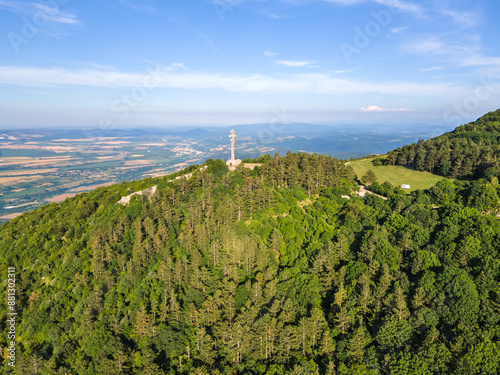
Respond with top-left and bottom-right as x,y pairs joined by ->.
348,156 -> 446,192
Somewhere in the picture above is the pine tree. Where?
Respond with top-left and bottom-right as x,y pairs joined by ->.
334,282 -> 347,309
348,326 -> 369,360
393,286 -> 410,320
134,305 -> 151,341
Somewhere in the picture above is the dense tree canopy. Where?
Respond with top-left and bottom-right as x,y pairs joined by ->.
0,139 -> 500,374
387,109 -> 500,179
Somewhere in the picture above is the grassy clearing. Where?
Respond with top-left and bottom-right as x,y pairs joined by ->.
348,157 -> 445,193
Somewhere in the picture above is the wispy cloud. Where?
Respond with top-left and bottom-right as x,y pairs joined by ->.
0,64 -> 468,99
264,51 -> 279,57
73,62 -> 117,71
0,1 -> 82,25
373,0 -> 421,15
390,26 -> 409,34
333,68 -> 359,74
361,105 -> 414,112
439,9 -> 478,28
318,0 -> 478,26
0,1 -> 30,13
274,60 -> 315,67
460,55 -> 500,68
34,4 -> 80,25
410,38 -> 444,54
406,34 -> 500,69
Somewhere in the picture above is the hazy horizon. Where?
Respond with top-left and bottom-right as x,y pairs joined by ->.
0,120 -> 458,132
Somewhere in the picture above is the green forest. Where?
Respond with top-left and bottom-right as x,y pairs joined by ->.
1,111 -> 500,374
386,109 -> 500,179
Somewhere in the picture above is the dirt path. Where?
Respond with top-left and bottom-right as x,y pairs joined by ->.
355,185 -> 388,200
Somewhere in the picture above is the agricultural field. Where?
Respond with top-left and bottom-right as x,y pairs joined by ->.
348,156 -> 446,192
0,129 -> 209,222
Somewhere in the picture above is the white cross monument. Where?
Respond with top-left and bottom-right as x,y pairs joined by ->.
226,129 -> 242,170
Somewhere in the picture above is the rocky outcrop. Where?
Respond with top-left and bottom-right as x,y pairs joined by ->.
118,185 -> 157,206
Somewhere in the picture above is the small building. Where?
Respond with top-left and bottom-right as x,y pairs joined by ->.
226,158 -> 242,169
401,184 -> 411,189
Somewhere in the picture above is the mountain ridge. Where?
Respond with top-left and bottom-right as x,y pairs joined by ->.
1,112 -> 500,374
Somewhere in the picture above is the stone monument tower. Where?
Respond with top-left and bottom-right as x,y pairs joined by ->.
226,129 -> 242,170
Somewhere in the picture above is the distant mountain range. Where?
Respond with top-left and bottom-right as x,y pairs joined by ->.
161,122 -> 456,159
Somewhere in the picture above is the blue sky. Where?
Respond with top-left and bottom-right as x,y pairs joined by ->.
0,0 -> 499,128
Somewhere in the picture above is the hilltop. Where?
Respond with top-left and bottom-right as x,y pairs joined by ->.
1,114 -> 500,374
387,109 -> 500,179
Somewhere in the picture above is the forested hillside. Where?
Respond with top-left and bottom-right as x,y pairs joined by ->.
1,144 -> 500,373
386,109 -> 500,179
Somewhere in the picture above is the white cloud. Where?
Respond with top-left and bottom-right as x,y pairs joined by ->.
0,64 -> 466,99
390,26 -> 409,34
406,35 -> 500,69
75,62 -> 117,71
0,1 -> 82,25
33,4 -> 79,24
267,13 -> 291,19
373,0 -> 421,15
361,105 -> 414,112
264,51 -> 279,57
318,0 -> 478,26
274,60 -> 315,67
0,1 -> 29,13
439,9 -> 478,28
409,38 -> 445,54
459,55 -> 500,68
